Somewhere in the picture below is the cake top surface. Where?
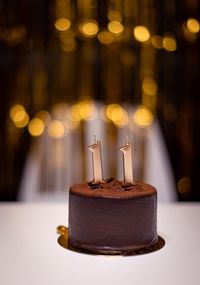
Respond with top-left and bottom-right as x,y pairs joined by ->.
70,178 -> 157,199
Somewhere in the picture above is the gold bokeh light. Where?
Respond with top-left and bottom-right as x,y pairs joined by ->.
10,104 -> 24,120
105,104 -> 129,127
14,112 -> 29,128
69,99 -> 96,121
108,21 -> 124,34
48,120 -> 65,138
133,26 -> 150,42
106,103 -> 120,120
151,35 -> 162,49
55,18 -> 71,32
78,100 -> 96,120
163,36 -> 177,52
28,118 -> 45,137
9,104 -> 29,128
36,110 -> 51,126
186,18 -> 200,34
142,78 -> 158,96
79,20 -> 99,37
182,22 -> 197,42
61,37 -> 76,52
134,106 -> 153,128
98,31 -> 114,44
113,110 -> 129,127
177,177 -> 191,194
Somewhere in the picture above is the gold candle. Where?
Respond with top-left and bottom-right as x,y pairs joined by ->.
88,136 -> 105,184
120,138 -> 135,185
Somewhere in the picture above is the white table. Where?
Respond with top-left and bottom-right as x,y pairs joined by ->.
0,203 -> 199,285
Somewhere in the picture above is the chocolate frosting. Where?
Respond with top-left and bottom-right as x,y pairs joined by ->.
70,178 -> 156,198
68,179 -> 158,254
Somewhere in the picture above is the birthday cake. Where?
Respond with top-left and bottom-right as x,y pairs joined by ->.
68,178 -> 158,254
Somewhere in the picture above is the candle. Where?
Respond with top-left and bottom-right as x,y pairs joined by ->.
120,137 -> 135,185
88,136 -> 105,184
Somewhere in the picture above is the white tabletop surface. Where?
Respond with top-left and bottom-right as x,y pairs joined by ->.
0,202 -> 199,285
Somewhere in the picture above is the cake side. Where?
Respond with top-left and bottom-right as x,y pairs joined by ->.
68,179 -> 158,254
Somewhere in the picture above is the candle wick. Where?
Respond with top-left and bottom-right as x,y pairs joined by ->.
93,134 -> 97,144
125,135 -> 129,145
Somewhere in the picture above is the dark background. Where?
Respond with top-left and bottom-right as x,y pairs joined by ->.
0,0 -> 199,201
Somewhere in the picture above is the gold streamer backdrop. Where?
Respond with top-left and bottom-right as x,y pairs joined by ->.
0,0 -> 199,201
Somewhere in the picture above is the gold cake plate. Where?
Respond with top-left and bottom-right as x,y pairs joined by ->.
57,225 -> 165,256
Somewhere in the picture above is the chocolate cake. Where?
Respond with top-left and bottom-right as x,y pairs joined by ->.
68,178 -> 158,254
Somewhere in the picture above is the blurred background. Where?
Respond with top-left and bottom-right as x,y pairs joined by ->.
0,0 -> 199,202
